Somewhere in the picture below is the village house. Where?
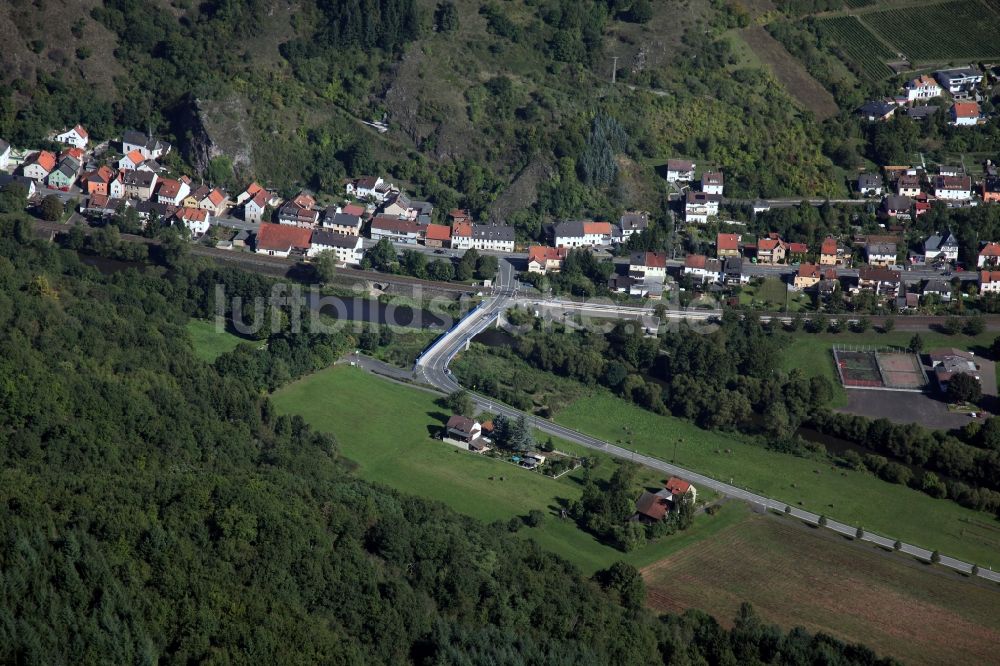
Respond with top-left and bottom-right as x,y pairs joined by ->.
156,178 -> 191,206
618,211 -> 649,239
858,100 -> 895,122
819,237 -> 843,266
951,102 -> 981,126
121,171 -> 158,200
904,74 -> 942,101
118,149 -> 145,171
308,230 -> 363,266
527,246 -> 568,274
628,251 -> 667,281
381,192 -> 416,219
981,270 -> 1000,294
254,222 -> 311,257
933,175 -> 972,200
724,256 -> 748,285
755,236 -> 786,265
858,172 -> 883,196
82,165 -> 115,196
607,273 -> 635,294
794,263 -> 836,290
882,195 -> 913,220
322,209 -> 364,236
684,190 -> 721,223
175,207 -> 210,236
22,150 -> 56,181
906,105 -> 939,121
244,190 -> 268,223
856,267 -> 901,297
443,415 -> 491,452
632,489 -> 672,523
682,254 -> 722,283
236,182 -> 266,205
935,66 -> 982,98
46,156 -> 79,190
982,176 -> 1000,203
197,188 -> 226,216
666,477 -> 697,503
81,194 -> 121,218
0,174 -> 36,198
451,221 -> 473,250
896,173 -> 922,197
553,220 -> 614,248
866,241 -> 897,267
422,223 -> 452,248
108,174 -> 125,199
54,124 -> 88,149
922,279 -> 952,303
278,193 -> 319,227
979,242 -> 1000,268
346,175 -> 396,203
928,348 -> 980,393
665,159 -> 695,183
923,231 -> 959,264
370,215 -> 422,244
468,224 -> 515,253
716,233 -> 741,258
701,171 -> 724,196
448,208 -> 472,225
121,130 -> 170,160
0,139 -> 10,171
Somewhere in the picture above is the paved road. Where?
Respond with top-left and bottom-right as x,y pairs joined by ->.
412,258 -> 1000,582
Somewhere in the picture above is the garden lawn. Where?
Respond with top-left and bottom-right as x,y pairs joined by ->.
271,365 -> 732,573
781,329 -> 999,408
555,392 -> 1000,569
186,318 -> 248,362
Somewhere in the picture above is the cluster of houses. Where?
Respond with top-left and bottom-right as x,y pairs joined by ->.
854,163 -> 998,221
661,160 -> 727,224
442,414 -> 548,469
632,477 -> 697,524
859,65 -> 986,126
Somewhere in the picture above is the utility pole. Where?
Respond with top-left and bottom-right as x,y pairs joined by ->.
611,56 -> 619,84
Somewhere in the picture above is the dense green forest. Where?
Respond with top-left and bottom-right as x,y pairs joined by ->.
0,215 -> 900,663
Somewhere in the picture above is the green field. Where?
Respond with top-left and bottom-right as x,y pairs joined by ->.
554,392 -> 1000,569
863,0 -> 1000,61
186,318 -> 249,362
814,16 -> 894,80
270,365 -> 735,573
644,511 -> 1000,665
781,328 -> 998,407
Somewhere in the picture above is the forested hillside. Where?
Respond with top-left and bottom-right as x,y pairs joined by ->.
0,0 -> 841,230
0,215 -> 899,664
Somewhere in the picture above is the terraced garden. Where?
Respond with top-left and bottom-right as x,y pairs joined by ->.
863,0 -> 1000,62
814,16 -> 894,80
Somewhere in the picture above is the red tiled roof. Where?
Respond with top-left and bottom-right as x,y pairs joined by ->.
583,221 -> 613,235
61,147 -> 85,161
205,189 -> 225,206
684,254 -> 707,269
980,242 -> 1000,257
244,182 -> 263,197
177,207 -> 208,222
717,233 -> 739,251
372,215 -> 421,234
256,223 -> 311,252
788,242 -> 809,254
635,491 -> 670,521
342,203 -> 365,217
981,271 -> 1000,284
452,221 -> 473,237
640,251 -> 667,268
89,193 -> 110,208
424,223 -> 452,241
32,150 -> 57,172
249,190 -> 267,208
158,178 -> 182,198
666,477 -> 691,495
292,192 -> 315,208
821,238 -> 838,256
528,246 -> 568,263
953,101 -> 980,118
758,238 -> 782,251
448,208 -> 472,222
73,124 -> 88,139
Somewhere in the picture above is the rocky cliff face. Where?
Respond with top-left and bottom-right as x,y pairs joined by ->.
175,94 -> 254,180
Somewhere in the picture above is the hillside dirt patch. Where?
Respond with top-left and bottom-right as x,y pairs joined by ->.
739,26 -> 838,121
642,512 -> 1000,665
